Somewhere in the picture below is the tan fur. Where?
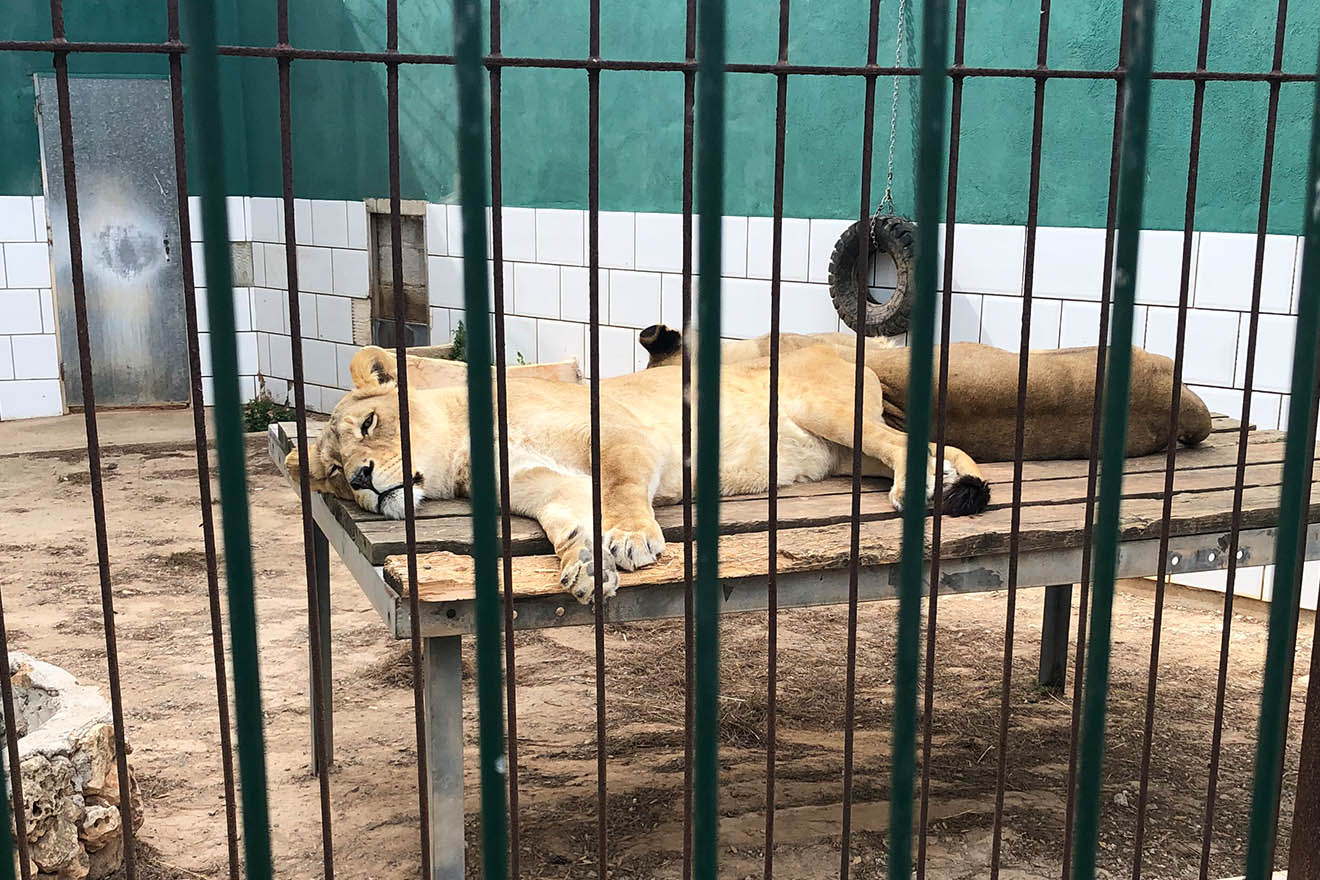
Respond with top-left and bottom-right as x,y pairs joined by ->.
286,344 -> 984,604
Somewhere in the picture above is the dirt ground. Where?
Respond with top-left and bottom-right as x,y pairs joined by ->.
0,410 -> 1312,880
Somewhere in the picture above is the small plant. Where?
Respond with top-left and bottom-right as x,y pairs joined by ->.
516,351 -> 527,365
242,387 -> 297,433
446,320 -> 527,366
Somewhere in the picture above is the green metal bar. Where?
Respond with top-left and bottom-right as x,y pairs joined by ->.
889,1 -> 949,877
1243,37 -> 1320,880
692,0 -> 725,878
1071,2 -> 1156,878
183,3 -> 274,877
452,2 -> 509,878
0,766 -> 15,880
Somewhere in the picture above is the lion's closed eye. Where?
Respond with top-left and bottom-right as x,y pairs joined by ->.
327,463 -> 343,477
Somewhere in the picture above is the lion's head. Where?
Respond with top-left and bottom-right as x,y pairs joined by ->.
284,346 -> 450,519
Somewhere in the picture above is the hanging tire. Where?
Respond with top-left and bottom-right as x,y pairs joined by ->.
827,214 -> 917,337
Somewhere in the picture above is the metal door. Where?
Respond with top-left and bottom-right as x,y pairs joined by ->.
34,75 -> 191,408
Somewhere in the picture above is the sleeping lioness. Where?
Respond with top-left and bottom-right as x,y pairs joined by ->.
285,342 -> 991,603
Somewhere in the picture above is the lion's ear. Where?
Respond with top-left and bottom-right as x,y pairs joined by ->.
285,449 -> 304,484
349,346 -> 397,388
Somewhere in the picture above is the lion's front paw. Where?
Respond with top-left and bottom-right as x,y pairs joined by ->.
559,542 -> 620,605
603,518 -> 666,571
889,456 -> 954,513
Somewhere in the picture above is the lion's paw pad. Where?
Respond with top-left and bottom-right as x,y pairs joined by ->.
559,544 -> 619,605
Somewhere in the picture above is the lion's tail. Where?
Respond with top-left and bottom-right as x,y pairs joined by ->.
1179,385 -> 1213,446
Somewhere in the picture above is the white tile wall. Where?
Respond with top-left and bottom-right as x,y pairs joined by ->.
635,212 -> 685,273
1032,227 -> 1107,301
1195,232 -> 1296,314
535,209 -> 585,265
0,337 -> 11,381
512,262 -> 560,318
747,217 -> 810,283
1135,230 -> 1193,306
608,270 -> 661,328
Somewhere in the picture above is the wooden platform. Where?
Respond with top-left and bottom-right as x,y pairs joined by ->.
270,416 -> 1320,614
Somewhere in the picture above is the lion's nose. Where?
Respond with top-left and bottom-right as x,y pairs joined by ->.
349,462 -> 375,491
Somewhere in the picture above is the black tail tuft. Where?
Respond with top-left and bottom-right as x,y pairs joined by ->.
943,474 -> 991,517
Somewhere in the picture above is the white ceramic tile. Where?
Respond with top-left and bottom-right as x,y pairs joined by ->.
235,331 -> 258,376
226,196 -> 248,242
317,294 -> 353,344
249,198 -> 284,243
428,255 -> 465,308
0,290 -> 44,335
294,198 -> 313,244
429,308 -> 451,345
296,246 -> 334,294
255,332 -> 271,373
303,339 -> 339,387
512,262 -> 560,318
294,291 -> 315,338
31,198 -> 46,242
251,245 -> 267,287
445,204 -> 464,256
747,216 -> 810,283
721,216 -> 748,278
425,203 -> 448,255
949,224 -> 1025,295
331,248 -> 369,297
537,319 -> 586,367
346,203 -> 369,250
1301,561 -> 1319,612
560,266 -> 608,323
36,291 -> 54,337
535,209 -> 584,265
1188,384 -> 1243,422
1134,230 -> 1193,306
11,334 -> 59,380
936,292 -> 984,344
720,278 -> 771,339
232,288 -> 253,333
0,197 -> 36,242
187,196 -> 204,243
335,343 -> 357,389
1031,227 -> 1106,300
0,379 -> 62,420
1236,312 -> 1296,393
598,325 -> 640,378
251,288 -> 285,334
197,332 -> 212,377
808,218 -> 852,284
659,274 -> 685,328
1144,306 -> 1238,386
487,260 -> 515,307
3,243 -> 51,288
1247,391 -> 1282,431
0,338 -> 12,380
1194,232 -> 1294,313
1057,300 -> 1148,349
599,211 -> 635,269
190,242 -> 208,287
262,243 -> 288,289
608,270 -> 662,328
200,376 -> 215,406
310,200 -> 349,248
268,334 -> 293,379
635,212 -> 684,273
263,375 -> 289,403
978,295 -> 1062,351
495,207 -> 536,262
498,315 -> 538,366
778,282 -> 841,334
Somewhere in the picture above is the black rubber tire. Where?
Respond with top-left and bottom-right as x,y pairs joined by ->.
827,213 -> 917,337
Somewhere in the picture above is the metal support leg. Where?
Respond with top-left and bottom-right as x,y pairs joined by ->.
1038,583 -> 1072,693
310,523 -> 333,773
425,635 -> 465,880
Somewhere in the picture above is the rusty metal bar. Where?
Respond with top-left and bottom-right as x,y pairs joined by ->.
0,590 -> 31,880
165,1 -> 240,876
382,0 -> 433,876
44,1 -> 139,874
272,0 -> 336,871
680,2 -> 698,876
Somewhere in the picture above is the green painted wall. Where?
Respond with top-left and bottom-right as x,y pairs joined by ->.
3,1 -> 1317,232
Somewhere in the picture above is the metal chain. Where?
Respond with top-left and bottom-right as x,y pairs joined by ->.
879,0 -> 909,216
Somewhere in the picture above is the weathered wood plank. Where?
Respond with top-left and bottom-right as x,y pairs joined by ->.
388,480 -> 1320,603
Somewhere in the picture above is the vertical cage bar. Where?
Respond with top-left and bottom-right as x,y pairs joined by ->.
586,1 -> 610,876
892,1 -> 950,877
1291,629 -> 1320,876
680,1 -> 698,875
45,1 -> 139,874
273,0 -> 336,870
1072,1 -> 1156,876
1197,3 -> 1290,877
1243,36 -> 1320,880
451,2 -> 509,878
0,592 -> 31,880
1061,8 -> 1130,877
1131,4 -> 1214,875
916,3 -> 968,875
487,1 -> 523,873
183,1 -> 275,875
763,2 -> 790,877
383,1 -> 433,876
988,2 -> 1052,875
166,2 -> 241,875
839,0 -> 882,873
692,0 -> 726,877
